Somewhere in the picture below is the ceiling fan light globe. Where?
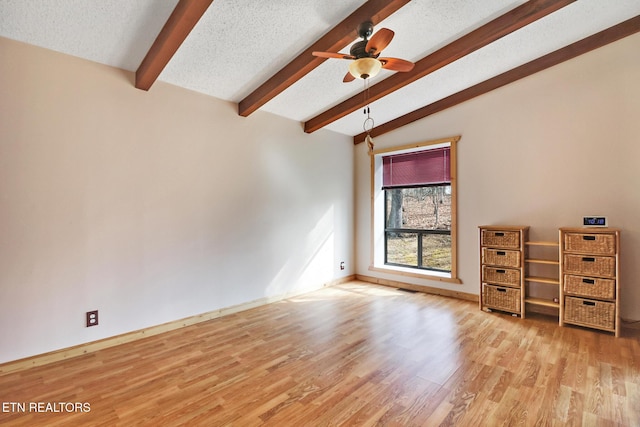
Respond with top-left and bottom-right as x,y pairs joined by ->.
349,58 -> 382,80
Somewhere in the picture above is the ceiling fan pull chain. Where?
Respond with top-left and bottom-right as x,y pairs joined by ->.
362,77 -> 374,136
363,78 -> 372,117
363,78 -> 368,114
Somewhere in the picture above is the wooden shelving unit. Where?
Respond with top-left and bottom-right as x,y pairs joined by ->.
480,226 -> 622,337
524,240 -> 561,323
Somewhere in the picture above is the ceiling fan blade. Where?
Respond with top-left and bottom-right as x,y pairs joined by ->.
312,51 -> 355,60
380,57 -> 415,72
366,28 -> 394,55
343,72 -> 355,83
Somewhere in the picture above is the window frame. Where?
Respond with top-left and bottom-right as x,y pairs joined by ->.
369,136 -> 461,284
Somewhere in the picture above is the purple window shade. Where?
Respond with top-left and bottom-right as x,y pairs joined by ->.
382,147 -> 450,188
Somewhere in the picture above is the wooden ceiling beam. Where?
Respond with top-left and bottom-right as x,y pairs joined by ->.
237,0 -> 411,117
135,0 -> 214,91
304,0 -> 576,133
352,15 -> 640,144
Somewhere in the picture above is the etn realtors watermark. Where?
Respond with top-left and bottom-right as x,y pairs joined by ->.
2,401 -> 91,413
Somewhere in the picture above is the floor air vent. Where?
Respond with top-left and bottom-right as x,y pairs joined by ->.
397,288 -> 419,293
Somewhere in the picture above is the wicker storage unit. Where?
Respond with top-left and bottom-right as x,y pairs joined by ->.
479,226 -> 527,317
560,228 -> 620,336
483,284 -> 521,314
482,266 -> 520,287
564,296 -> 615,331
564,275 -> 615,300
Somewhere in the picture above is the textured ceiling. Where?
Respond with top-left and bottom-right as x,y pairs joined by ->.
1,0 -> 639,136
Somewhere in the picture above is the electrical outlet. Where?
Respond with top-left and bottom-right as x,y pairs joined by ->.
86,310 -> 98,327
340,261 -> 345,270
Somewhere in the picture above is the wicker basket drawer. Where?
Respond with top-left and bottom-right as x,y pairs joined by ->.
482,248 -> 521,268
564,275 -> 615,300
483,284 -> 521,313
481,230 -> 520,249
564,296 -> 615,330
482,266 -> 520,287
564,233 -> 616,255
563,254 -> 615,278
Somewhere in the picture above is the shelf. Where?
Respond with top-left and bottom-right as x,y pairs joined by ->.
526,241 -> 559,247
525,276 -> 560,285
525,258 -> 560,265
525,297 -> 560,308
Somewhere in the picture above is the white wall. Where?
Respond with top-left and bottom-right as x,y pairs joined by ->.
0,37 -> 354,363
355,33 -> 640,321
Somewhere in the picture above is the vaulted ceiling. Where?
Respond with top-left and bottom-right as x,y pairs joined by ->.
1,1 -> 639,143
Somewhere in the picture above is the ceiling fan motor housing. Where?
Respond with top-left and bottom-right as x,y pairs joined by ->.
350,40 -> 371,58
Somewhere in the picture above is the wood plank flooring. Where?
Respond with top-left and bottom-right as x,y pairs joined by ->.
1,281 -> 639,426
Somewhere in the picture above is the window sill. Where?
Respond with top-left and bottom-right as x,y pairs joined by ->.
369,265 -> 462,284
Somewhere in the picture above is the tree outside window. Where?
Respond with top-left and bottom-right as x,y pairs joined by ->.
385,185 -> 451,271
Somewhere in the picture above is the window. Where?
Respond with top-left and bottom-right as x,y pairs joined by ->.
370,136 -> 460,283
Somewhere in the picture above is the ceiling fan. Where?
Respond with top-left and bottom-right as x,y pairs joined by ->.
313,21 -> 415,82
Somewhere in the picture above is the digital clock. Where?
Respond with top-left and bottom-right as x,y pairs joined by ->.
583,216 -> 607,227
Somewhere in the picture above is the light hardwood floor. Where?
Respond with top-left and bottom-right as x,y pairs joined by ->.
1,281 -> 639,426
